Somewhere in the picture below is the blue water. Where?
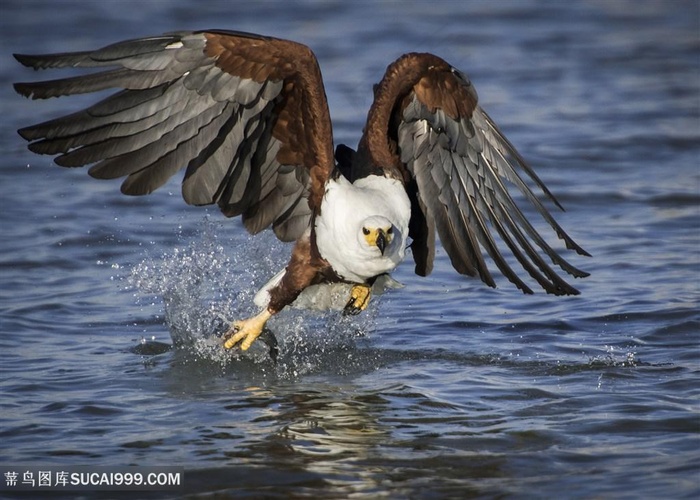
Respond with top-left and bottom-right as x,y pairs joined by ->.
1,0 -> 698,498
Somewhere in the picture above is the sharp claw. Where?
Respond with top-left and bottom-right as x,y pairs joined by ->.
342,300 -> 361,316
257,329 -> 279,364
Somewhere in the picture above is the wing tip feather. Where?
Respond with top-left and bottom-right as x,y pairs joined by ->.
13,82 -> 35,99
14,53 -> 37,69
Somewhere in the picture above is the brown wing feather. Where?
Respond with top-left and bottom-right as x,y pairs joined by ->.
14,30 -> 334,242
361,53 -> 589,295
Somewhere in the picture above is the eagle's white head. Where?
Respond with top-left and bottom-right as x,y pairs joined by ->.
314,174 -> 411,282
359,215 -> 395,256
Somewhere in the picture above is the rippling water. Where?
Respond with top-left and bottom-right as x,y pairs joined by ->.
1,0 -> 698,498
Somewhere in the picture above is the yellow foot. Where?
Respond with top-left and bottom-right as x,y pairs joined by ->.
223,309 -> 272,350
344,283 -> 371,316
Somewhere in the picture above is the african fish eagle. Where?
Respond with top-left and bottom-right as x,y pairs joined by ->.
14,30 -> 590,351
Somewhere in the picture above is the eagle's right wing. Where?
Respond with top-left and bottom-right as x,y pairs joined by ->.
14,30 -> 336,242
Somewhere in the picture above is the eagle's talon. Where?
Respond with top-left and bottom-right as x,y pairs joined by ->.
222,310 -> 272,351
343,284 -> 371,315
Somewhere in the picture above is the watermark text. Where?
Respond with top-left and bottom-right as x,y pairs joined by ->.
2,466 -> 183,491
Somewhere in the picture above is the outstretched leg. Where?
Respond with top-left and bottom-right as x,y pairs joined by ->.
223,230 -> 327,351
223,309 -> 273,350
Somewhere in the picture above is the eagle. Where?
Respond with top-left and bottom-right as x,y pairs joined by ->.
13,30 -> 589,352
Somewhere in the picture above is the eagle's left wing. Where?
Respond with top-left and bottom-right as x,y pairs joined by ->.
363,53 -> 589,295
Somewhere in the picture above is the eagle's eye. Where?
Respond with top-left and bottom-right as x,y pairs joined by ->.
387,227 -> 393,235
362,227 -> 370,235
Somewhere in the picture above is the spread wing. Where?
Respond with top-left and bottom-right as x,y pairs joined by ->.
363,53 -> 590,295
13,30 -> 335,242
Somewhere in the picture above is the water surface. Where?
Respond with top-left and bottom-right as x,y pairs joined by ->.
1,1 -> 698,498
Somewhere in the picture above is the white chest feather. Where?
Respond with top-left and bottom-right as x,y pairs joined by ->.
314,174 -> 411,282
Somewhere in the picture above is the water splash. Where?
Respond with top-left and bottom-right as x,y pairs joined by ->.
589,345 -> 641,368
126,217 -> 380,378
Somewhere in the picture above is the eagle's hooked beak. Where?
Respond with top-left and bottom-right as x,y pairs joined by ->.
376,229 -> 387,255
362,225 -> 393,255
